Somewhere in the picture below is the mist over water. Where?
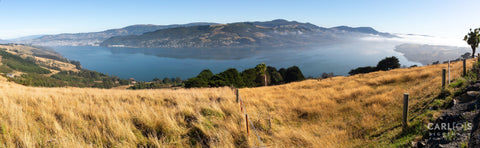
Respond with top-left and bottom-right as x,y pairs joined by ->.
53,39 -> 421,81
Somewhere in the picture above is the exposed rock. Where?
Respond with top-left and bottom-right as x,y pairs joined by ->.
466,83 -> 480,91
467,91 -> 480,98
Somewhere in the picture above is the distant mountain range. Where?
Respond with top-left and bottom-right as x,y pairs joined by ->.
101,19 -> 394,48
329,26 -> 392,36
15,19 -> 394,48
17,23 -> 217,46
8,35 -> 47,42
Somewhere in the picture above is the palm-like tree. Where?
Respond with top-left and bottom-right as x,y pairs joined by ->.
464,28 -> 480,58
256,63 -> 267,86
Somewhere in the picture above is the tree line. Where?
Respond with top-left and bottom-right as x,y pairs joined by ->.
129,77 -> 184,89
184,63 -> 305,88
348,56 -> 400,75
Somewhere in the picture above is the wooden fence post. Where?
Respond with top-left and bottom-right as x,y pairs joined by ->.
463,59 -> 467,76
246,114 -> 249,136
448,60 -> 450,85
403,93 -> 409,131
240,101 -> 243,112
236,89 -> 239,103
442,68 -> 446,89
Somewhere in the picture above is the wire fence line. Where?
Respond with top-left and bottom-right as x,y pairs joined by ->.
233,87 -> 266,148
228,58 -> 476,147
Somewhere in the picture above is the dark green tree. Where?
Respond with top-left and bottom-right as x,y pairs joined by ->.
197,69 -> 214,80
461,52 -> 472,59
376,56 -> 400,71
241,68 -> 259,87
464,28 -> 480,58
278,68 -> 287,81
208,75 -> 228,87
184,77 -> 208,88
284,66 -> 305,83
267,66 -> 284,85
217,68 -> 244,87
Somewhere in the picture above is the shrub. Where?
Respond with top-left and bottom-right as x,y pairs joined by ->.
349,66 -> 376,75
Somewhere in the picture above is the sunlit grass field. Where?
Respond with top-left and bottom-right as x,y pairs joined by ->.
0,59 -> 474,147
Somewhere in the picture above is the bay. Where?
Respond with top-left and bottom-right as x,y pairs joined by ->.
52,40 -> 421,81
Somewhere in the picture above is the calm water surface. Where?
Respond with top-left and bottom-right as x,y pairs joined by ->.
52,40 -> 421,81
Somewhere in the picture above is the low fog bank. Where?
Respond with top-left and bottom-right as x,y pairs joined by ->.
360,34 -> 470,65
394,44 -> 470,65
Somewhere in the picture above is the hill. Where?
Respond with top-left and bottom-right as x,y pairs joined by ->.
330,26 -> 394,37
0,57 -> 474,147
17,23 -> 217,46
0,44 -> 129,88
100,19 -> 393,48
7,35 -> 47,42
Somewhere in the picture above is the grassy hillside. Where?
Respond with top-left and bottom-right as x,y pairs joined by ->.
0,59 -> 475,147
0,44 -> 129,88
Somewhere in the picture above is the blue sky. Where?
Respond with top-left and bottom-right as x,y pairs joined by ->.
0,0 -> 479,40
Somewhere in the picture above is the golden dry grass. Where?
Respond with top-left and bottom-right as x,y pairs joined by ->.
240,59 -> 475,147
0,59 -> 475,147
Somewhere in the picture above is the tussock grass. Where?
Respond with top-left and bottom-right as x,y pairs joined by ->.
0,59 -> 475,147
240,59 -> 475,147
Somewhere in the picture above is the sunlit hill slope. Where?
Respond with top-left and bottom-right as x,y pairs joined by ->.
0,57 -> 474,147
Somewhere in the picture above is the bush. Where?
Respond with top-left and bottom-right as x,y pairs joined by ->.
349,66 -> 376,75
